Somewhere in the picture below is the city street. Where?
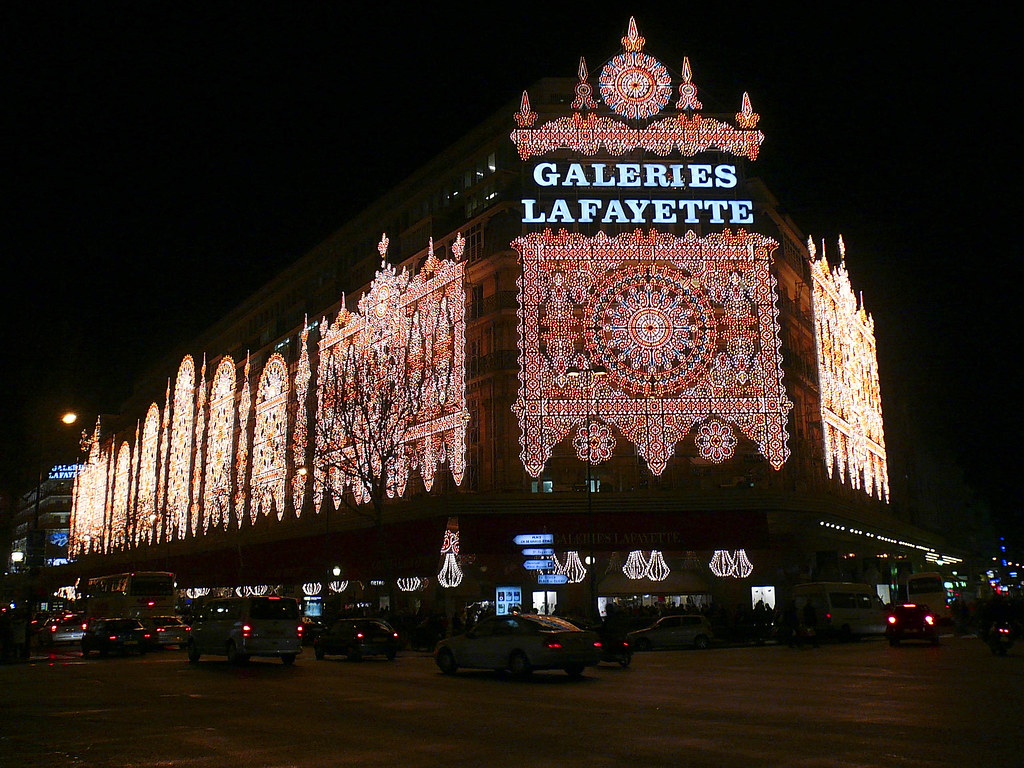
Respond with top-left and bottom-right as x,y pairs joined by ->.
2,634 -> 1021,768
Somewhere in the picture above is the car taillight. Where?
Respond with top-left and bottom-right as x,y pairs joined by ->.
297,625 -> 303,635
887,616 -> 897,625
157,627 -> 165,633
108,636 -> 118,641
356,632 -> 364,639
50,625 -> 57,633
147,601 -> 155,607
393,632 -> 399,639
998,627 -> 1011,635
544,639 -> 563,649
593,641 -> 602,648
144,633 -> 151,639
825,613 -> 832,621
924,615 -> 934,626
82,623 -> 89,631
242,624 -> 252,638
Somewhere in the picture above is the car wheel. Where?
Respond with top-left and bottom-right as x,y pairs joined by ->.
386,649 -> 396,661
509,650 -> 532,678
436,648 -> 458,675
564,664 -> 585,678
619,652 -> 632,668
281,654 -> 296,666
187,641 -> 200,663
694,635 -> 710,650
314,646 -> 325,660
635,638 -> 652,652
227,641 -> 242,665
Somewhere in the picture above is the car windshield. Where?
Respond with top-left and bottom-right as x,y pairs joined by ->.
522,615 -> 581,632
249,597 -> 299,620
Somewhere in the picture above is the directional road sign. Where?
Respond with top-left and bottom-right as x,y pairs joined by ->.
537,574 -> 568,585
523,559 -> 555,570
521,547 -> 555,557
513,534 -> 554,546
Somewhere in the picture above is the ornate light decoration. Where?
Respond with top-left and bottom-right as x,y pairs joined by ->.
646,550 -> 671,581
397,577 -> 427,592
437,518 -> 463,589
810,237 -> 889,501
109,441 -> 132,551
235,355 -> 252,525
552,551 -> 587,584
328,580 -> 348,593
185,588 -> 209,599
622,550 -> 648,580
598,20 -> 671,120
302,582 -> 321,596
167,356 -> 196,540
570,56 -> 598,111
251,354 -> 289,521
203,357 -> 236,531
190,356 -> 207,536
314,233 -> 468,511
695,420 -> 738,463
513,229 -> 792,478
572,421 -> 616,464
709,549 -> 754,578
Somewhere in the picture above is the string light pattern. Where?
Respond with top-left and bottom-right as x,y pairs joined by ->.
598,19 -> 671,120
167,356 -> 196,540
203,357 -> 236,531
70,419 -> 107,556
709,549 -> 754,578
313,234 -> 468,511
810,237 -> 889,501
109,441 -> 132,551
251,354 -> 289,521
552,551 -> 588,583
190,357 -> 207,536
513,229 -> 792,477
695,420 -> 738,463
235,355 -> 252,525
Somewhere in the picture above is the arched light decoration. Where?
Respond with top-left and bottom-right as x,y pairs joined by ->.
185,588 -> 209,599
190,356 -> 207,537
513,230 -> 792,478
328,580 -> 348,593
167,356 -> 197,540
110,441 -> 132,551
553,552 -> 588,584
302,582 -> 321,596
314,233 -> 468,511
291,321 -> 312,515
437,517 -> 463,589
251,354 -> 289,521
70,418 -> 107,556
709,549 -> 754,578
136,404 -> 161,545
203,357 -> 237,531
810,237 -> 889,501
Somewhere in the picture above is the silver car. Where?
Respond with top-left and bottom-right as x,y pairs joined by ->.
44,615 -> 86,645
628,615 -> 714,650
141,616 -> 190,649
434,614 -> 600,678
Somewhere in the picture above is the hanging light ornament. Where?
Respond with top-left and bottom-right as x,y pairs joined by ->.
557,551 -> 587,584
302,582 -> 321,596
645,550 -> 671,581
437,517 -> 463,589
328,580 -> 348,594
397,577 -> 426,592
623,550 -> 648,579
709,549 -> 754,578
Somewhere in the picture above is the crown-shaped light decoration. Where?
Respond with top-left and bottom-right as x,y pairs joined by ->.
510,18 -> 764,160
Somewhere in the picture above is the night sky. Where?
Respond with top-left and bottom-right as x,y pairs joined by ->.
3,6 -> 1020,542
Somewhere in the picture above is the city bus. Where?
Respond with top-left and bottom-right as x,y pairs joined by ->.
83,571 -> 176,619
896,572 -> 951,623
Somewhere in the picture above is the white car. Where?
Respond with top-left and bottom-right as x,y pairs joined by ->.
434,614 -> 600,678
628,615 -> 714,650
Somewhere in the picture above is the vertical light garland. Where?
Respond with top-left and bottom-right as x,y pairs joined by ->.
203,357 -> 236,531
190,356 -> 208,536
437,517 -> 463,589
235,355 -> 252,526
137,404 -> 161,546
291,321 -> 311,516
167,356 -> 196,540
251,354 -> 289,521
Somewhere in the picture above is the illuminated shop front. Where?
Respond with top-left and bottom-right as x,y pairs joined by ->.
62,18 -> 963,617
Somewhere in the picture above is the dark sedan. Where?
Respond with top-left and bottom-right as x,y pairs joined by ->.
314,619 -> 400,661
886,604 -> 939,646
81,618 -> 150,656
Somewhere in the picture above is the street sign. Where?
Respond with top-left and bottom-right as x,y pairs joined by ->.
521,547 -> 555,556
513,534 -> 553,546
537,574 -> 568,584
523,559 -> 555,570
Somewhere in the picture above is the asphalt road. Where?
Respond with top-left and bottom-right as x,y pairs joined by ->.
1,634 -> 1021,768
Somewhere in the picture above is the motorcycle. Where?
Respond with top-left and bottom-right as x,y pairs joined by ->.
599,635 -> 633,667
987,621 -> 1015,656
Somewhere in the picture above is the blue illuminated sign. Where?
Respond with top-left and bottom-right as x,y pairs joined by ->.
513,534 -> 553,546
537,574 -> 568,585
523,559 -> 554,570
521,547 -> 555,556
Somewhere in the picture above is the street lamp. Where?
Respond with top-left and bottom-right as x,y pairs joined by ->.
567,367 -> 607,621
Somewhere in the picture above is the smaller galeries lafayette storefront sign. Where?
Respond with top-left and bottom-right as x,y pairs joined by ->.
510,18 -> 792,487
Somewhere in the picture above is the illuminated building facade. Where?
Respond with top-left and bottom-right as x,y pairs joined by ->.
61,19 -> 962,616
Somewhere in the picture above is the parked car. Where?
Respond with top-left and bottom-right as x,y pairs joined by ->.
628,615 -> 714,651
81,618 -> 150,656
187,596 -> 302,665
885,604 -> 939,646
43,614 -> 86,646
434,613 -> 601,678
314,619 -> 400,661
141,616 -> 189,649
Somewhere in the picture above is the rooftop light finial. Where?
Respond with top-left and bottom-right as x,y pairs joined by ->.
622,16 -> 645,51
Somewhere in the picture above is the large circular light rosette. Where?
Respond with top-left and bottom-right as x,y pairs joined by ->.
584,265 -> 717,397
599,51 -> 672,120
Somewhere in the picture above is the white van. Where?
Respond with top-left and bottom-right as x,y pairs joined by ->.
187,596 -> 302,665
791,582 -> 887,640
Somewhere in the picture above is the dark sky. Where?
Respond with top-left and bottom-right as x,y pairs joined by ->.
4,6 -> 1020,540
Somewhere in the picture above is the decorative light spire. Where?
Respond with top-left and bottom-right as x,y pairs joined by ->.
377,232 -> 389,266
571,56 -> 598,110
622,16 -> 645,51
736,91 -> 760,128
515,90 -> 537,127
451,231 -> 465,260
676,56 -> 702,111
